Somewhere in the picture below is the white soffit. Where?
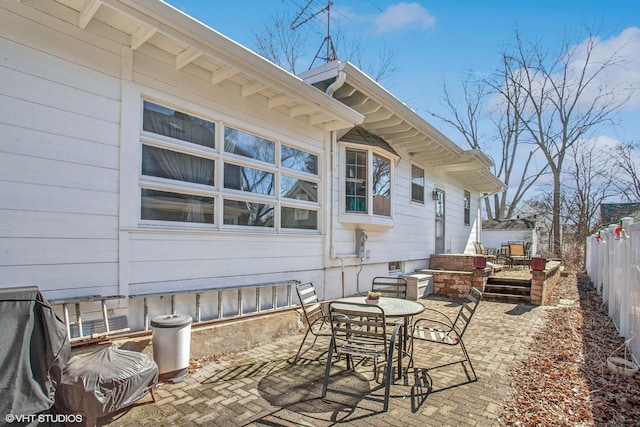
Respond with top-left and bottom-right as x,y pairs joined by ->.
27,0 -> 363,132
301,61 -> 506,193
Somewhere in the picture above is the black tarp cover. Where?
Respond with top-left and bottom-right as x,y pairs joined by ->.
55,347 -> 158,420
0,286 -> 70,417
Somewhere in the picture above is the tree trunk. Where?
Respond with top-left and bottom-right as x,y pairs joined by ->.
552,175 -> 562,257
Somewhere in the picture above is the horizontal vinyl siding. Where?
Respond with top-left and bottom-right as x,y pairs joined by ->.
0,5 -> 122,299
127,232 -> 324,286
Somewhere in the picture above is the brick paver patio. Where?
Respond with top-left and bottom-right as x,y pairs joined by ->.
99,296 -> 551,426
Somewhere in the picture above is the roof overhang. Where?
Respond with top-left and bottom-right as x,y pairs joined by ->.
300,61 -> 506,193
32,0 -> 363,132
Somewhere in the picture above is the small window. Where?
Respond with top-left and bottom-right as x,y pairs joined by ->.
281,207 -> 318,230
224,163 -> 274,195
224,127 -> 275,163
411,165 -> 425,203
281,176 -> 317,201
388,261 -> 403,273
141,189 -> 214,223
223,199 -> 274,227
143,101 -> 215,148
281,145 -> 318,174
142,145 -> 214,186
464,190 -> 471,226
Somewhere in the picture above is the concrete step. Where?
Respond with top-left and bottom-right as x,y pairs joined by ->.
483,292 -> 531,304
485,283 -> 531,295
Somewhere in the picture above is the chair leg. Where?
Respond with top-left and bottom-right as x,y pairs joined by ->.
459,339 -> 477,382
321,338 -> 335,398
382,352 -> 395,412
293,328 -> 316,363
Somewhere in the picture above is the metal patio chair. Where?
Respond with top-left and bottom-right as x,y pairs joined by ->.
506,241 -> 529,268
371,276 -> 408,299
322,301 -> 403,412
293,281 -> 332,363
410,287 -> 482,384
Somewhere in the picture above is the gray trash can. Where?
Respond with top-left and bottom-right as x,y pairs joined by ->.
151,314 -> 192,383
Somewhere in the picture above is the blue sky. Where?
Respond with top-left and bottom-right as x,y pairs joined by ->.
164,1 -> 640,157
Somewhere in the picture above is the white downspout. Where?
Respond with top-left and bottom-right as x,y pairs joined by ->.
325,65 -> 355,298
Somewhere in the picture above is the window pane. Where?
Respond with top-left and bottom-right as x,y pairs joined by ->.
143,101 -> 215,148
373,154 -> 390,216
281,145 -> 318,175
224,163 -> 274,195
223,199 -> 274,227
411,165 -> 425,203
142,145 -> 214,186
281,176 -> 318,201
346,149 -> 367,180
281,207 -> 318,229
224,127 -> 275,163
464,190 -> 471,226
346,149 -> 367,213
141,189 -> 214,223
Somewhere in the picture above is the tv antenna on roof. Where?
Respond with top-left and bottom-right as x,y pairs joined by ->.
291,0 -> 337,69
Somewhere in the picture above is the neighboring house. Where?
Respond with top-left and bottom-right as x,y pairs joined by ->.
599,203 -> 640,227
481,217 -> 540,256
0,0 -> 504,333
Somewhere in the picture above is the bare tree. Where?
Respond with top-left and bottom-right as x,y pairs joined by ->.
253,11 -> 310,75
432,73 -> 548,221
252,7 -> 398,82
612,141 -> 640,201
492,28 -> 633,256
562,139 -> 618,265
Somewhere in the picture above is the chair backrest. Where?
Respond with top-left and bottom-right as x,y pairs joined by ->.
328,301 -> 388,356
472,241 -> 486,255
296,282 -> 324,326
508,243 -> 525,257
451,287 -> 482,341
371,276 -> 408,299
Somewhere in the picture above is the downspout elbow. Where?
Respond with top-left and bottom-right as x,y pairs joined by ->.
326,69 -> 347,96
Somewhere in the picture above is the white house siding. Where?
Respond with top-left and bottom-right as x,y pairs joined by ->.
0,2 -> 122,299
122,46 -> 330,299
0,1 -> 500,333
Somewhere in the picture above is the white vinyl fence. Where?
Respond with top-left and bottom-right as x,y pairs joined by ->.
586,217 -> 640,364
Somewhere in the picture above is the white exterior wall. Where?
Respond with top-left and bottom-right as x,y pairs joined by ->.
0,1 -> 485,331
0,3 -> 122,299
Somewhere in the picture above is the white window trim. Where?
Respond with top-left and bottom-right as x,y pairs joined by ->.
338,142 -> 396,228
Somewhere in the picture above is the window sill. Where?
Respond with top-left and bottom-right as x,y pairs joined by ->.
339,213 -> 394,229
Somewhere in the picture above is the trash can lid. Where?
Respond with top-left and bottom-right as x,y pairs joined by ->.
150,314 -> 192,328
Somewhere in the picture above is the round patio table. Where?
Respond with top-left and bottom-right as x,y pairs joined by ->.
331,296 -> 425,318
330,296 -> 425,380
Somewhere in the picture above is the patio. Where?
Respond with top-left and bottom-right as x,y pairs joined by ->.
93,272 -> 639,426
90,275 -> 640,426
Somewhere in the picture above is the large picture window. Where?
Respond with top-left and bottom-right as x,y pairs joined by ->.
139,100 -> 320,231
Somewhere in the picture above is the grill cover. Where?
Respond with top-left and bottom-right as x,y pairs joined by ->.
0,286 -> 70,417
55,347 -> 158,421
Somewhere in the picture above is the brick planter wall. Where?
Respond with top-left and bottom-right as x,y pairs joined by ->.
530,260 -> 562,305
418,254 -> 490,299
